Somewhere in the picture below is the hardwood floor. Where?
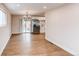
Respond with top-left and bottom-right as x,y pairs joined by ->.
2,33 -> 72,56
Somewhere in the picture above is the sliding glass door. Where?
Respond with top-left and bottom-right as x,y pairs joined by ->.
21,19 -> 31,33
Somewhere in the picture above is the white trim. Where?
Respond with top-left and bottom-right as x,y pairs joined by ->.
45,37 -> 77,56
0,34 -> 12,56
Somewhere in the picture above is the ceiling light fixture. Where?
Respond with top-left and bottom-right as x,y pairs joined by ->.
43,6 -> 47,9
23,11 -> 32,20
16,4 -> 20,7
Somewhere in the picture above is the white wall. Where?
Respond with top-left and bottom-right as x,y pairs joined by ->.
0,4 -> 11,55
45,4 -> 79,56
12,15 -> 22,34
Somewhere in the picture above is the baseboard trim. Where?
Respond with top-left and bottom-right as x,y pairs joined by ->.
12,32 -> 22,34
12,32 -> 45,35
0,34 -> 12,56
45,38 -> 75,56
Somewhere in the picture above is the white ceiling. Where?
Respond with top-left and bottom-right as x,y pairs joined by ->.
4,3 -> 64,16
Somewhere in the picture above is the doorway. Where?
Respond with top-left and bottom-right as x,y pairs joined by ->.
31,19 -> 40,34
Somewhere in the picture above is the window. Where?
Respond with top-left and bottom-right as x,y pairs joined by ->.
0,10 -> 7,27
